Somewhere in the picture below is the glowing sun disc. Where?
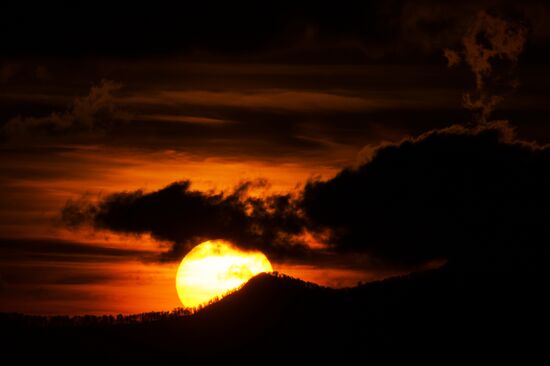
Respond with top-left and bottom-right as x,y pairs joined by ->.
176,240 -> 273,308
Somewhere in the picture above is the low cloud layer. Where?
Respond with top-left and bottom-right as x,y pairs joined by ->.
62,122 -> 550,270
62,180 -> 308,262
0,238 -> 155,263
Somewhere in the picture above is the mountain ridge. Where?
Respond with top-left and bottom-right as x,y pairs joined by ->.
1,264 -> 548,363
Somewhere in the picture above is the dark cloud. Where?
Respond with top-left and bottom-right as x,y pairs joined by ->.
62,180 -> 309,262
444,11 -> 527,123
0,266 -> 115,286
2,59 -> 549,159
0,64 -> 466,158
302,122 -> 550,268
61,122 -> 550,270
2,80 -> 124,142
6,1 -> 546,272
0,238 -> 155,262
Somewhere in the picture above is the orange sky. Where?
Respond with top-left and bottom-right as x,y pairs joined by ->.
0,57 -> 506,314
0,59 -> 522,315
1,144 -> 393,314
0,146 -> 344,237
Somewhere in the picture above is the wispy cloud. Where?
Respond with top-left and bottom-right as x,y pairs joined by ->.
444,11 -> 527,123
122,89 -> 415,112
139,114 -> 230,125
3,80 -> 124,140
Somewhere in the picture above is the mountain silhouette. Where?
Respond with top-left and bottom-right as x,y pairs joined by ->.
2,263 -> 548,363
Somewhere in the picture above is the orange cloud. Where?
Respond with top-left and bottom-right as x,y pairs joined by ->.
122,89 -> 413,112
139,114 -> 230,125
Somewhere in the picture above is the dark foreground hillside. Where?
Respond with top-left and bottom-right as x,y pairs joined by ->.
2,264 -> 549,364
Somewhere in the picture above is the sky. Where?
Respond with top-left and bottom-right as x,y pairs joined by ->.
1,1 -> 550,314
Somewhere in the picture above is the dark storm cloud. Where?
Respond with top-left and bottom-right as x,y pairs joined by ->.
62,180 -> 309,262
302,122 -> 550,268
62,122 -> 550,269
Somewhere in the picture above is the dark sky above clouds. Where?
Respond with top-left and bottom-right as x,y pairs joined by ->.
2,1 -> 550,154
1,0 -> 550,314
2,1 -> 550,62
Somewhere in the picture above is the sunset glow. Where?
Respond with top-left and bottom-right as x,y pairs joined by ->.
176,240 -> 273,308
1,2 -> 548,362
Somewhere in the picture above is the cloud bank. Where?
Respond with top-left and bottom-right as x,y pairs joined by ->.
302,122 -> 549,268
62,180 -> 308,262
62,122 -> 550,270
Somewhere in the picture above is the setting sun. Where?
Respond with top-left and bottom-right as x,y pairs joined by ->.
176,240 -> 273,308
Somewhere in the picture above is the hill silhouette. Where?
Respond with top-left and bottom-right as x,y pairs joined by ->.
2,263 -> 548,363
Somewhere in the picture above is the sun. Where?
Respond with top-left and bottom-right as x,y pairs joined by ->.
176,240 -> 273,308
